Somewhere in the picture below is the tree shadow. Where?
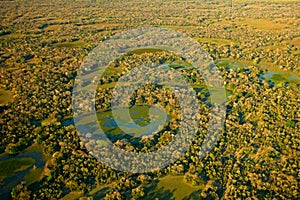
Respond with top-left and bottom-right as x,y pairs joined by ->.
182,189 -> 202,200
143,180 -> 176,200
92,187 -> 109,200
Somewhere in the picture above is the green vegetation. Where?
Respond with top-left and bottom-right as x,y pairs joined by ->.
197,38 -> 234,45
236,18 -> 288,31
264,71 -> 300,85
0,0 -> 299,199
53,41 -> 86,48
24,167 -> 43,185
127,48 -> 166,55
75,104 -> 168,137
0,158 -> 35,183
0,89 -> 11,106
155,175 -> 202,199
60,191 -> 84,200
286,120 -> 296,128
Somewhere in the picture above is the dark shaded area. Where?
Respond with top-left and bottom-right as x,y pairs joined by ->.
0,151 -> 45,200
92,187 -> 109,200
183,189 -> 202,200
143,180 -> 175,200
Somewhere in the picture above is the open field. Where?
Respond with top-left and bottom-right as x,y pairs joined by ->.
287,37 -> 300,47
60,192 -> 83,200
0,158 -> 35,183
53,41 -> 86,48
236,18 -> 289,30
197,38 -> 235,45
154,175 -> 203,200
127,48 -> 166,55
24,167 -> 43,185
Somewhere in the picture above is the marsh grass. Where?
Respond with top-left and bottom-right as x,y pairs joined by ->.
146,175 -> 203,200
24,167 -> 43,185
0,158 -> 35,183
53,41 -> 85,48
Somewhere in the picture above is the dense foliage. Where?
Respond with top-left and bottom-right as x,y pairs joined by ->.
0,0 -> 299,199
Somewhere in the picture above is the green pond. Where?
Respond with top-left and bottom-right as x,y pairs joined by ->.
216,60 -> 300,85
216,60 -> 248,69
262,71 -> 300,85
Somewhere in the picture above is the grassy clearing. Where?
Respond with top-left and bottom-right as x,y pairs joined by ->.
216,59 -> 254,68
0,33 -> 24,39
41,118 -> 53,127
98,82 -> 117,89
44,24 -> 62,31
293,50 -> 300,55
0,89 -> 12,106
217,58 -> 273,71
237,18 -> 288,30
207,86 -> 227,104
127,48 -> 166,55
93,23 -> 119,29
234,0 -> 300,2
264,45 -> 287,51
24,167 -> 43,185
287,37 -> 300,47
60,191 -> 84,200
265,72 -> 300,85
197,37 -> 235,45
76,105 -> 167,137
0,158 -> 35,183
153,175 -> 203,200
161,25 -> 199,31
53,41 -> 86,48
89,185 -> 109,199
61,183 -> 108,199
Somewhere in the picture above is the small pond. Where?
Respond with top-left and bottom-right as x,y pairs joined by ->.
75,105 -> 169,139
216,60 -> 300,85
